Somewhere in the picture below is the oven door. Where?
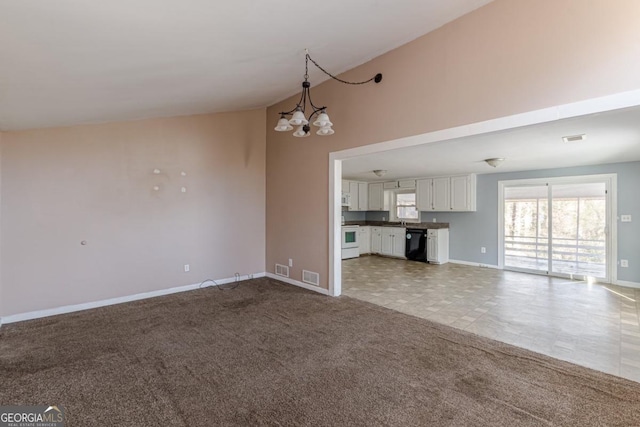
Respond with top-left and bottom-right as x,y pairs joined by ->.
342,227 -> 359,249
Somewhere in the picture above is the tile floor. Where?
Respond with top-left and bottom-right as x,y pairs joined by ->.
342,255 -> 640,383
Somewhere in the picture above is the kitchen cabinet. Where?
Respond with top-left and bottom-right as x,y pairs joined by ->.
348,181 -> 359,211
450,174 -> 477,211
416,174 -> 476,212
432,177 -> 450,211
341,180 -> 369,211
398,179 -> 416,189
370,227 -> 382,254
427,228 -> 449,264
416,178 -> 432,211
358,226 -> 371,255
381,227 -> 406,258
358,182 -> 368,212
368,183 -> 384,211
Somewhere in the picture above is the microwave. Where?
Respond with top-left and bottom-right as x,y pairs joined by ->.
341,193 -> 351,207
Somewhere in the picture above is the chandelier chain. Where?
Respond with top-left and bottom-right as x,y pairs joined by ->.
306,53 -> 378,85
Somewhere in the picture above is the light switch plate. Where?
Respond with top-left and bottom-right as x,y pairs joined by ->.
621,215 -> 632,222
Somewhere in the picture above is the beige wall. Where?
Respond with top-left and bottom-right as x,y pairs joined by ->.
1,110 -> 266,316
266,0 -> 640,289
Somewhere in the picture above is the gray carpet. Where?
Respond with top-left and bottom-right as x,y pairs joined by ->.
1,277 -> 640,426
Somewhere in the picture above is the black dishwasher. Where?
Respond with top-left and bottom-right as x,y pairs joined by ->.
405,228 -> 428,262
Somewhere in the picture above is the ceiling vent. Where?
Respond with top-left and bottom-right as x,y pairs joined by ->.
562,134 -> 586,143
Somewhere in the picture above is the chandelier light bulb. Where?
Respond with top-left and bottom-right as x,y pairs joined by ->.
292,126 -> 310,138
289,108 -> 308,126
313,110 -> 333,127
274,116 -> 293,132
316,126 -> 335,136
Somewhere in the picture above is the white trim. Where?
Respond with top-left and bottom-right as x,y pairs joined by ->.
329,154 -> 342,297
614,280 -> 640,289
449,259 -> 501,269
1,272 -> 266,325
266,273 -> 330,295
329,89 -> 640,302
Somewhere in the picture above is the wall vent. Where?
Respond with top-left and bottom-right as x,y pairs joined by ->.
562,134 -> 586,143
302,270 -> 320,286
275,264 -> 289,278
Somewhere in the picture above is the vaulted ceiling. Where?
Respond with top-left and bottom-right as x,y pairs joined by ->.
0,0 -> 493,130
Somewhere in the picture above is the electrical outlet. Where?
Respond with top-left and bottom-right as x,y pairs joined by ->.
621,215 -> 632,222
621,259 -> 629,268
288,258 -> 293,267
432,218 -> 437,223
382,216 -> 386,221
184,264 -> 190,272
481,247 -> 486,254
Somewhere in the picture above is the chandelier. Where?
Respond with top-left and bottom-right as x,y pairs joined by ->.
274,50 -> 382,137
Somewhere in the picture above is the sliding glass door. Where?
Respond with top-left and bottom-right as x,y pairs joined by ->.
504,185 -> 549,273
501,176 -> 612,282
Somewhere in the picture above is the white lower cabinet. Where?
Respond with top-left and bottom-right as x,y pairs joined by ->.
358,226 -> 371,255
370,227 -> 382,254
381,227 -> 406,258
427,228 -> 449,264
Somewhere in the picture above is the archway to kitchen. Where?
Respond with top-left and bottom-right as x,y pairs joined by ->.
328,91 -> 640,381
329,91 -> 640,295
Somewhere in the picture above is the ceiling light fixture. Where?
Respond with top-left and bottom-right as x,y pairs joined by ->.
274,49 -> 382,137
373,169 -> 387,177
484,158 -> 505,168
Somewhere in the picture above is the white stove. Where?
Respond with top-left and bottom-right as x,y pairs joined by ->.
341,225 -> 360,259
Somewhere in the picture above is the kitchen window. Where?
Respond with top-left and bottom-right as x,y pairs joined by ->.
392,190 -> 420,222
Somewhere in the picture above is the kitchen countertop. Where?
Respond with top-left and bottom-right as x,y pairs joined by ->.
343,221 -> 449,229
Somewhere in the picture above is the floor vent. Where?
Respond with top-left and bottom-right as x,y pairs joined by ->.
275,264 -> 289,278
302,270 -> 320,287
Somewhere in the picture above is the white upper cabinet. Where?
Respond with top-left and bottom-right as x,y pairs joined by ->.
341,180 -> 370,211
450,175 -> 476,211
416,178 -> 432,211
343,174 -> 476,212
368,183 -> 384,211
348,181 -> 359,211
383,181 -> 399,189
432,177 -> 450,211
358,182 -> 368,212
415,174 -> 477,212
398,179 -> 416,189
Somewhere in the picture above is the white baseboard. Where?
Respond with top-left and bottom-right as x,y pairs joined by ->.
1,272 -> 267,325
614,280 -> 640,289
449,259 -> 501,269
265,273 -> 329,295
